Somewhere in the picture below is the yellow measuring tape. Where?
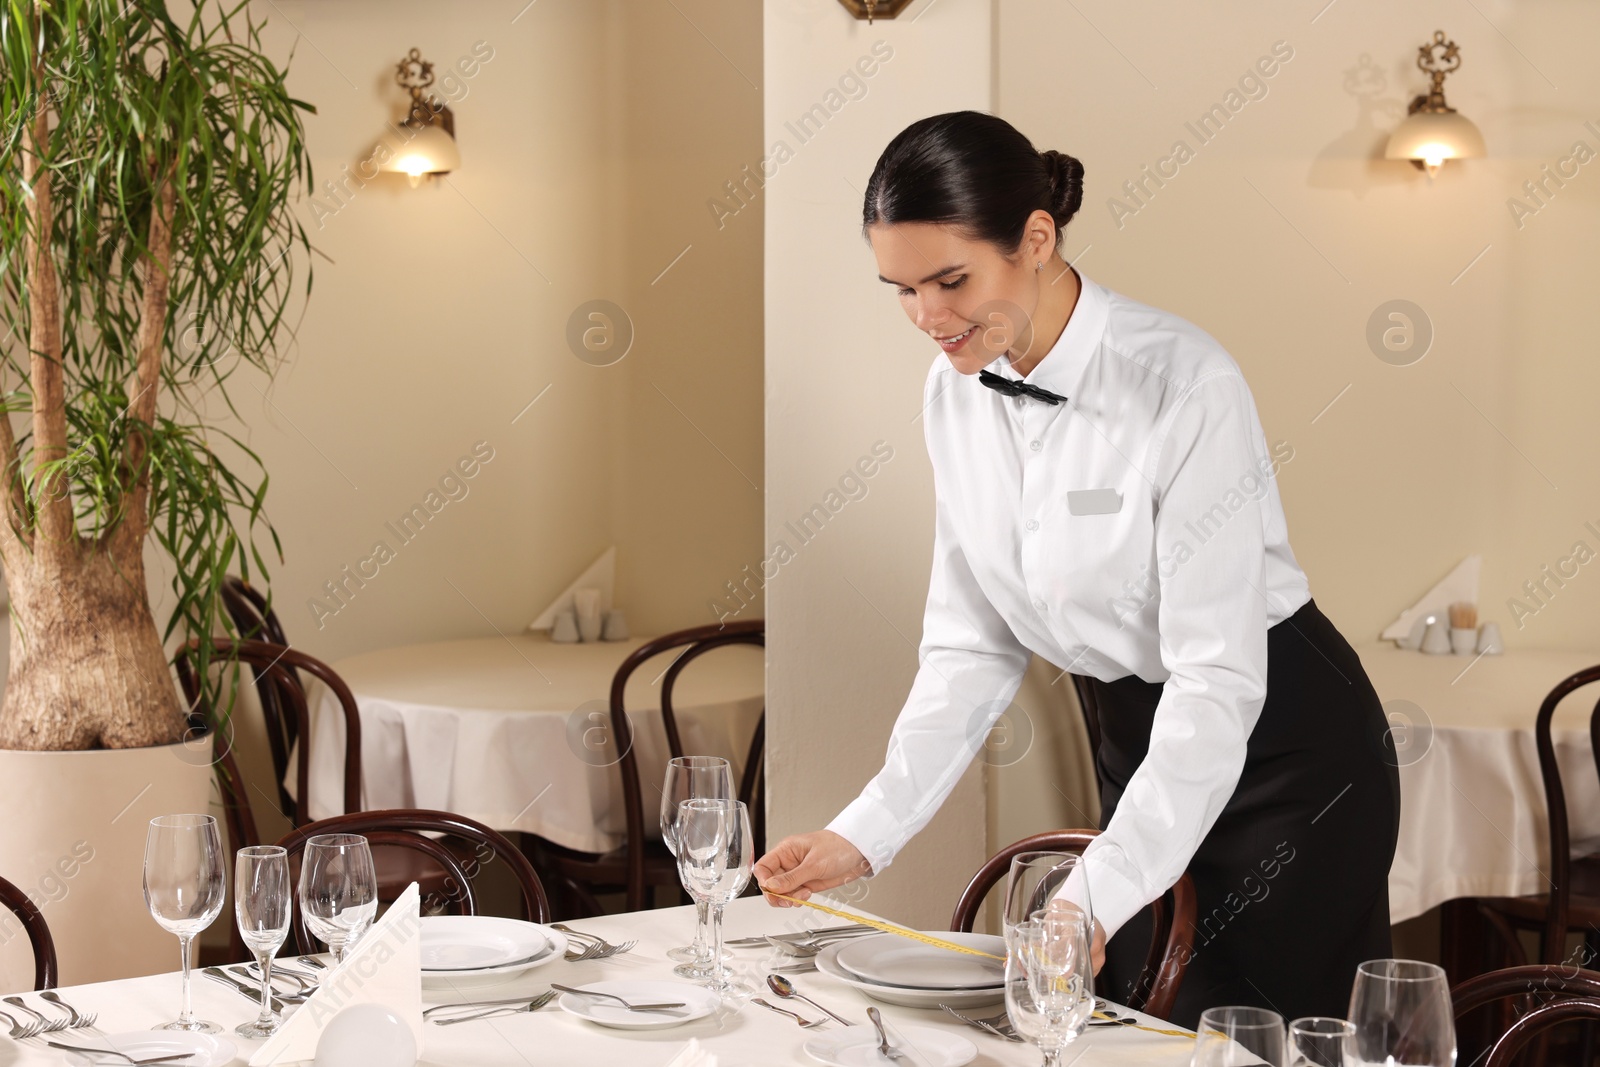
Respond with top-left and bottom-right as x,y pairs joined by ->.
761,888 -> 1195,1040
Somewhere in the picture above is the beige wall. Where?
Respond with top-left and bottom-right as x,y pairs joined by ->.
765,0 -> 1600,926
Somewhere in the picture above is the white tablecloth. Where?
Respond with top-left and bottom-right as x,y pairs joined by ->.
1359,643 -> 1600,922
301,634 -> 765,853
0,896 -> 1193,1065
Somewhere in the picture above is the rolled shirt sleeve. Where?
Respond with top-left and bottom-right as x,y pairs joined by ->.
826,483 -> 1033,875
1073,371 -> 1273,939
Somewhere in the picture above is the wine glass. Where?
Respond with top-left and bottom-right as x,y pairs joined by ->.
660,755 -> 734,977
1004,852 -> 1092,936
234,845 -> 291,1038
1193,1006 -> 1287,1067
1289,1016 -> 1355,1066
143,814 -> 226,1033
1004,907 -> 1095,1065
1348,959 -> 1457,1067
675,797 -> 754,999
298,833 -> 378,965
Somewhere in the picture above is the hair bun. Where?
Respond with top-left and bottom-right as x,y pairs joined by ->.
1040,150 -> 1085,227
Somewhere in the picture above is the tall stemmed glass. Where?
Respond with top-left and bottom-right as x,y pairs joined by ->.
143,814 -> 226,1033
298,834 -> 378,965
1347,960 -> 1456,1067
235,846 -> 291,1038
661,756 -> 735,978
1004,906 -> 1095,1066
675,798 -> 754,999
1004,852 -> 1092,936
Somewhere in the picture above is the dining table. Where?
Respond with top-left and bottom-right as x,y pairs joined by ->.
1358,642 -> 1600,923
0,896 -> 1195,1066
296,633 -> 765,853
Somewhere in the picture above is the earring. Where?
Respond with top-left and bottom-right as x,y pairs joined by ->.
1035,262 -> 1043,271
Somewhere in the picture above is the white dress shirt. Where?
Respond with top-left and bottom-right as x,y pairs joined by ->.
827,268 -> 1311,940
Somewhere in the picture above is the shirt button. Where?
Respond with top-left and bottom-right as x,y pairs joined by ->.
1025,520 -> 1040,531
1033,599 -> 1047,612
1029,440 -> 1042,452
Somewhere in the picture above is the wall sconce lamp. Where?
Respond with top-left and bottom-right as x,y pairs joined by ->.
1385,30 -> 1485,179
836,0 -> 914,23
379,48 -> 460,187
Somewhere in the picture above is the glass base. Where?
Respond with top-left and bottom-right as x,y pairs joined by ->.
707,977 -> 757,1005
672,959 -> 720,980
665,945 -> 732,964
154,1019 -> 221,1034
236,1018 -> 282,1039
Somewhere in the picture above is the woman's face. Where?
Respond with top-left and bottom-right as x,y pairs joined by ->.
868,217 -> 1050,375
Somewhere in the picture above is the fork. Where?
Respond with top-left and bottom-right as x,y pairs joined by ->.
550,924 -> 636,959
4,995 -> 68,1034
751,997 -> 825,1029
0,1007 -> 45,1041
940,1003 -> 1023,1042
41,990 -> 99,1032
44,1040 -> 198,1064
430,991 -> 556,1025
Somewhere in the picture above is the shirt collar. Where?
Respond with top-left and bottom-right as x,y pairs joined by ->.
985,266 -> 1109,403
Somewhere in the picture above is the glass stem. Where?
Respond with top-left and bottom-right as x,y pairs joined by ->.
177,935 -> 194,1026
709,903 -> 727,987
256,950 -> 277,1025
1039,1049 -> 1062,1067
692,900 -> 710,961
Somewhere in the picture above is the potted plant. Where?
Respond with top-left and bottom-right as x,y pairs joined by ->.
0,0 -> 312,984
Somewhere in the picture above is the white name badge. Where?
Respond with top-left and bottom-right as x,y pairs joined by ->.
1067,488 -> 1123,515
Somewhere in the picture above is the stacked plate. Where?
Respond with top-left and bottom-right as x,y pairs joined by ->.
815,931 -> 1006,1008
420,915 -> 568,988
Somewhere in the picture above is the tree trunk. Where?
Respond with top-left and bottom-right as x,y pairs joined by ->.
0,541 -> 185,750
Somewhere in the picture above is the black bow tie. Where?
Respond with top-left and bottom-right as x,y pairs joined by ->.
978,369 -> 1067,406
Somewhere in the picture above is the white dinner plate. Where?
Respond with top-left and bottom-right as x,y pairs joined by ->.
816,943 -> 1004,1009
557,980 -> 720,1030
62,1031 -> 237,1067
803,1023 -> 977,1067
834,932 -> 1004,991
420,915 -> 567,987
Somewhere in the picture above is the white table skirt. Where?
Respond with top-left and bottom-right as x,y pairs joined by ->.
299,634 -> 765,853
0,896 -> 1194,1065
1359,643 -> 1600,922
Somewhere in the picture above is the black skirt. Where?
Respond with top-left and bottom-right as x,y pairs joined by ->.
1092,597 -> 1401,1029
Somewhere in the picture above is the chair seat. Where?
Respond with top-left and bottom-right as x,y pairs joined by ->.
1481,857 -> 1600,927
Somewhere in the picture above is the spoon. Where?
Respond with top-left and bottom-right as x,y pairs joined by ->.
766,975 -> 851,1026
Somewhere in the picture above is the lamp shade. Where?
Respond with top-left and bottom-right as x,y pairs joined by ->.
1385,109 -> 1485,165
380,123 -> 460,184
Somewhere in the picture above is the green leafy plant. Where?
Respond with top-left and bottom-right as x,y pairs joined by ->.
0,0 -> 313,748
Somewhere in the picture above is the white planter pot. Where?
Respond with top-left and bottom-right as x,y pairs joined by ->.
0,742 -> 215,990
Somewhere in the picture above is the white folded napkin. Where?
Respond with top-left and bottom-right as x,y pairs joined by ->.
250,882 -> 423,1065
664,1037 -> 717,1067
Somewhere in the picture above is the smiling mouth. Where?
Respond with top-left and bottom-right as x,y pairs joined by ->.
933,326 -> 977,342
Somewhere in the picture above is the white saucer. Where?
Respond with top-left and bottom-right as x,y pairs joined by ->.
816,943 -> 1004,1009
62,1031 -> 237,1067
803,1023 -> 977,1067
420,915 -> 568,988
557,980 -> 721,1030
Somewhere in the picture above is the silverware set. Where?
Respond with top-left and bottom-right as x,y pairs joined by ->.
551,923 -> 637,961
0,990 -> 99,1040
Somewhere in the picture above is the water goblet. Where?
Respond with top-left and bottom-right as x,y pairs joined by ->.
144,814 -> 226,1033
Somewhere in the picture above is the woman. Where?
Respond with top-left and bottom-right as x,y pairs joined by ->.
752,111 -> 1400,1028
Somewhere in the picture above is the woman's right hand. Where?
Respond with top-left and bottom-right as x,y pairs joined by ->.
752,830 -> 872,906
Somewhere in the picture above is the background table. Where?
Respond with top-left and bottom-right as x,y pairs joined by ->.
1359,643 -> 1600,922
0,896 -> 1192,1065
301,633 -> 765,853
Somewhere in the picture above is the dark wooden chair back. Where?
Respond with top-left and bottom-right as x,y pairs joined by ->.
1527,664 -> 1600,963
219,578 -> 299,819
176,637 -> 363,842
0,875 -> 56,991
1452,964 -> 1600,1067
275,809 -> 550,955
612,620 -> 765,911
949,829 -> 1196,1021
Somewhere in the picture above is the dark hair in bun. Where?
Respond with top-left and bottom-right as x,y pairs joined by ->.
862,111 -> 1085,254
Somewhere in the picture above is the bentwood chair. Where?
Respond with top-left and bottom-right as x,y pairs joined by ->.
528,620 -> 766,916
219,577 -> 300,819
949,829 -> 1197,1021
0,875 -> 57,990
1452,964 -> 1600,1067
276,809 -> 550,956
1475,665 -> 1600,968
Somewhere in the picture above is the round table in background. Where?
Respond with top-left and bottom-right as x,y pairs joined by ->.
300,632 -> 765,854
1358,642 -> 1600,923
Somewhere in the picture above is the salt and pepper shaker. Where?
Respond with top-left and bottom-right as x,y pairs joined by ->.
574,587 -> 603,643
1420,616 -> 1452,655
601,609 -> 629,641
1476,621 -> 1504,654
551,609 -> 580,643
